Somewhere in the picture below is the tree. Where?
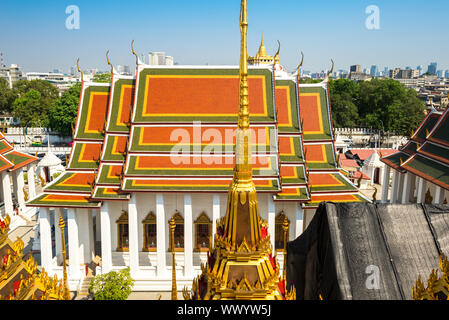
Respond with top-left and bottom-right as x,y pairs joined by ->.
89,268 -> 134,300
48,83 -> 81,136
12,89 -> 46,127
0,78 -> 17,114
329,79 -> 360,128
93,73 -> 111,83
12,79 -> 59,127
357,78 -> 425,136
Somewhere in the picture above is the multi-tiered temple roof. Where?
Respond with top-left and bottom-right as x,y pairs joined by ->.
27,49 -> 365,210
381,108 -> 449,191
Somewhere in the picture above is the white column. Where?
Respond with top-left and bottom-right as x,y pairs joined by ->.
1,172 -> 13,216
268,196 -> 275,250
67,208 -> 81,280
381,166 -> 391,203
95,210 -> 101,243
434,185 -> 445,205
13,169 -> 25,213
401,173 -> 413,204
39,207 -> 53,273
397,173 -> 405,204
27,164 -> 36,199
77,209 -> 92,265
100,202 -> 112,273
184,194 -> 193,277
128,194 -> 139,278
417,177 -> 428,204
54,208 -> 63,264
156,194 -> 167,276
390,170 -> 399,204
295,205 -> 304,238
212,194 -> 220,246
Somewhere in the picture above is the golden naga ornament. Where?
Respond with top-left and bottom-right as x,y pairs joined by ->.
183,0 -> 295,301
413,255 -> 449,300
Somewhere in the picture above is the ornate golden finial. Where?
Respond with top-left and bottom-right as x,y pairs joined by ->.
425,188 -> 433,204
23,187 -> 28,202
357,172 -> 363,188
131,40 -> 139,66
58,215 -> 71,300
296,51 -> 305,76
106,50 -> 113,74
372,187 -> 378,203
76,58 -> 83,83
169,217 -> 177,300
327,59 -> 335,77
274,40 -> 280,65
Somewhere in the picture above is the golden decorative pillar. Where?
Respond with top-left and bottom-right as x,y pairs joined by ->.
282,216 -> 289,283
58,215 -> 71,300
169,217 -> 177,300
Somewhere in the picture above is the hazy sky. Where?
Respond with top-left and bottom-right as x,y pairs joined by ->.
1,0 -> 448,74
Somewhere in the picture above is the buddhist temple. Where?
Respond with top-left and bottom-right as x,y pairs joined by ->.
380,108 -> 449,205
0,214 -> 66,300
25,0 -> 367,294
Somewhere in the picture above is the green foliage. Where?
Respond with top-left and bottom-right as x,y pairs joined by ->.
47,83 -> 81,136
329,78 -> 426,136
329,79 -> 360,128
0,78 -> 17,114
298,78 -> 322,84
12,89 -> 45,127
93,73 -> 112,83
12,79 -> 59,127
89,268 -> 134,300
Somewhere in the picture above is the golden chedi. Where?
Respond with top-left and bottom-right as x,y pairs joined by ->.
183,0 -> 295,300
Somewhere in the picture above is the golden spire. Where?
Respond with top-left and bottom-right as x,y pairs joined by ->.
223,0 -> 262,248
257,34 -> 268,58
58,215 -> 71,300
184,0 -> 295,300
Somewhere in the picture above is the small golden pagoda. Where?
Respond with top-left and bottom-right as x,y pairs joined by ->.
0,215 -> 66,300
248,34 -> 278,65
183,0 -> 295,300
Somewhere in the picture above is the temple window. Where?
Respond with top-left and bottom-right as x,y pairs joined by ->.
169,211 -> 184,252
142,212 -> 157,252
194,212 -> 212,252
116,211 -> 129,252
275,212 -> 290,252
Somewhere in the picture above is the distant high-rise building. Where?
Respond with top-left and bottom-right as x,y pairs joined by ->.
370,65 -> 378,76
350,65 -> 362,73
437,70 -> 444,78
117,65 -> 131,75
427,62 -> 437,75
417,65 -> 423,76
148,52 -> 175,66
445,70 -> 449,79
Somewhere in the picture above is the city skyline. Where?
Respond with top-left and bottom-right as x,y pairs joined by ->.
1,0 -> 449,73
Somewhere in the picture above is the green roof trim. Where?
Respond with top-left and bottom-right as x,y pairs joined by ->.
299,85 -> 332,141
275,79 -> 301,134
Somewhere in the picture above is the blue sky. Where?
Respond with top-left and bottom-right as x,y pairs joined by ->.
1,0 -> 448,74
